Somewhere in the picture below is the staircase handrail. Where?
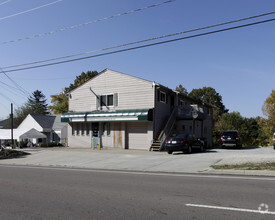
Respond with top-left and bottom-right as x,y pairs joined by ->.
159,107 -> 177,149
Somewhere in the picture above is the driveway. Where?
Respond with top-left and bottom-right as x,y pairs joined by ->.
0,146 -> 274,175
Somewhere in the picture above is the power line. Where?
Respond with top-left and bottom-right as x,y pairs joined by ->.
0,80 -> 28,99
15,76 -> 75,81
1,0 -> 175,45
2,10 -> 275,70
0,0 -> 62,22
0,67 -> 30,95
0,0 -> 11,6
0,90 -> 18,106
4,18 -> 275,73
2,17 -> 275,73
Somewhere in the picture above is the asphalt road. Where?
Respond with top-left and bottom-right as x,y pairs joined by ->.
0,165 -> 275,219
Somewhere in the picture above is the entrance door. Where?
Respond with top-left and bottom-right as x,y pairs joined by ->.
92,123 -> 100,149
113,122 -> 123,148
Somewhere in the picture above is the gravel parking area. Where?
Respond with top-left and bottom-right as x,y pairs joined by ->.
210,146 -> 275,165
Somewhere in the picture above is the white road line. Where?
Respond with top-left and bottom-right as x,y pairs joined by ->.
186,204 -> 275,215
1,164 -> 275,181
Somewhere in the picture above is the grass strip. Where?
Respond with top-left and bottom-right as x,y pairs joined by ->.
211,162 -> 275,170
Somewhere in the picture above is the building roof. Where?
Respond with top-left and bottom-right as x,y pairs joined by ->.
52,115 -> 67,130
30,114 -> 56,130
0,119 -> 9,128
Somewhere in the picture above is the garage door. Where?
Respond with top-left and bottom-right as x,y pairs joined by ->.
127,122 -> 150,150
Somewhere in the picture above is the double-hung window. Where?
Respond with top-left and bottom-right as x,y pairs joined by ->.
97,93 -> 118,110
100,94 -> 114,107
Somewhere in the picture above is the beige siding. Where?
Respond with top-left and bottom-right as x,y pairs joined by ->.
67,123 -> 91,148
126,122 -> 153,150
101,122 -> 113,148
69,69 -> 154,112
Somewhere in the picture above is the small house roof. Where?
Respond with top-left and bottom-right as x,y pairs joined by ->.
30,114 -> 56,130
0,119 -> 9,128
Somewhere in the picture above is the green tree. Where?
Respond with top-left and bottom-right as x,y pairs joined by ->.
257,117 -> 274,146
188,87 -> 228,120
260,90 -> 275,145
241,117 -> 259,146
214,112 -> 243,132
4,90 -> 48,128
4,104 -> 30,128
175,84 -> 188,95
262,90 -> 275,129
26,90 -> 49,115
214,112 -> 260,146
49,70 -> 98,114
49,93 -> 68,115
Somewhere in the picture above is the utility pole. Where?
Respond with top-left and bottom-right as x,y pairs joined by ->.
10,103 -> 14,148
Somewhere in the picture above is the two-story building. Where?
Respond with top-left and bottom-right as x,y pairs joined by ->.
61,69 -> 213,150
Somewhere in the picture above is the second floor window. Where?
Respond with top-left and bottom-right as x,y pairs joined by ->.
100,94 -> 114,107
160,91 -> 166,103
96,93 -> 118,109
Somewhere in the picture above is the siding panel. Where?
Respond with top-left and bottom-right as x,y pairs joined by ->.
126,122 -> 152,150
69,70 -> 154,112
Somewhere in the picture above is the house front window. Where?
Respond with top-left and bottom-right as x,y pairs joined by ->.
100,94 -> 114,107
102,122 -> 111,136
107,123 -> 111,136
76,123 -> 80,136
86,123 -> 90,136
81,123 -> 85,136
160,91 -> 166,103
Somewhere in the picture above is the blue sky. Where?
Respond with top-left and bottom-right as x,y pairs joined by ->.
0,0 -> 274,119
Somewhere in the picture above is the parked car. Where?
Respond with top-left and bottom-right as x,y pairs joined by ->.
221,130 -> 242,149
165,133 -> 204,154
273,132 -> 275,149
198,137 -> 207,148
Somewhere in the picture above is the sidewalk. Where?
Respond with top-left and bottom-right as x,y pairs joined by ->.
0,147 -> 275,176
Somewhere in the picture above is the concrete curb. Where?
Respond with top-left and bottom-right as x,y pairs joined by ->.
204,168 -> 275,176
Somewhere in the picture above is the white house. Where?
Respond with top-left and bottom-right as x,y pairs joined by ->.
0,114 -> 68,146
62,69 -> 214,150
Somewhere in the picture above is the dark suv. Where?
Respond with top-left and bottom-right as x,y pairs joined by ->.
221,130 -> 242,149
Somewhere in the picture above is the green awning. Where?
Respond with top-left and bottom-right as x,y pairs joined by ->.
61,109 -> 153,122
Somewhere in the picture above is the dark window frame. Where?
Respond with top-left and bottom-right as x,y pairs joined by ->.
160,91 -> 166,103
100,94 -> 114,107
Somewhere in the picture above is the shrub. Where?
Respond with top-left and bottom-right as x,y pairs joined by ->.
40,142 -> 63,148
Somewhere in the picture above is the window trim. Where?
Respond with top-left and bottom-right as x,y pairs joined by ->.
81,123 -> 85,136
76,123 -> 80,136
100,93 -> 115,107
102,122 -> 106,136
86,123 -> 90,136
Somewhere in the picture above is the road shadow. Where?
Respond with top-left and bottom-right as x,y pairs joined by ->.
239,146 -> 260,150
170,149 -> 218,156
210,146 -> 260,150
